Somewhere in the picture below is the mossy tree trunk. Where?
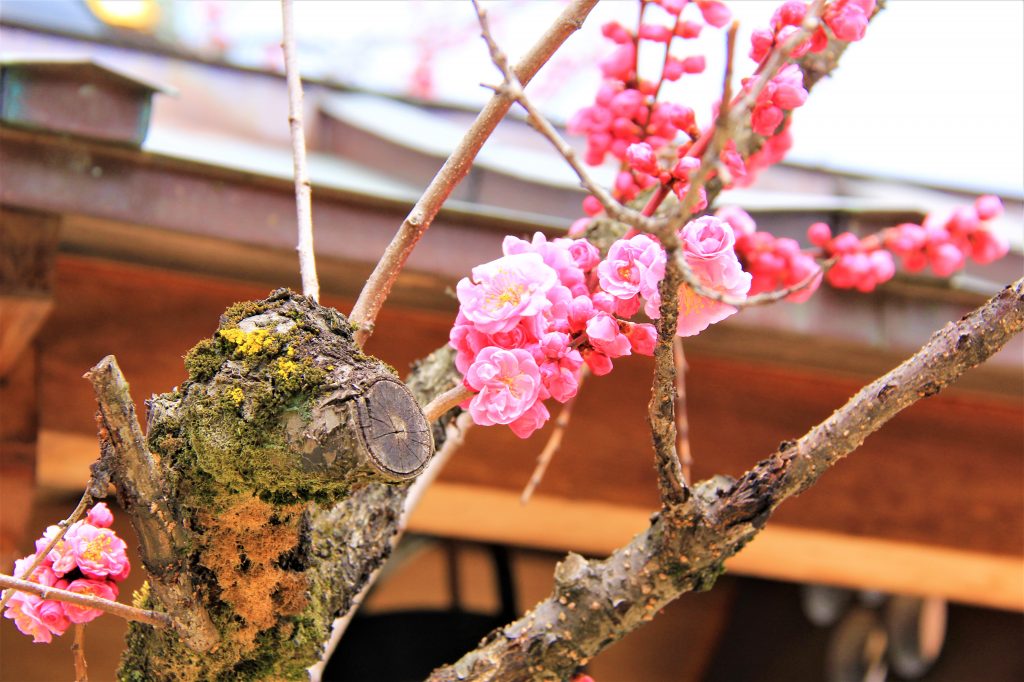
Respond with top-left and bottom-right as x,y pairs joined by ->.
106,290 -> 452,681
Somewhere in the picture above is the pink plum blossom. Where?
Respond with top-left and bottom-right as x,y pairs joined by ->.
508,400 -> 551,439
456,253 -> 558,334
623,322 -> 657,355
63,579 -> 119,624
586,313 -> 632,358
65,523 -> 130,581
598,235 -> 666,319
86,502 -> 114,528
677,216 -> 752,336
465,347 -> 542,426
4,592 -> 57,643
35,524 -> 78,576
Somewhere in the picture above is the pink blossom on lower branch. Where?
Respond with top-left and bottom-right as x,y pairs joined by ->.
465,347 -> 543,428
4,592 -> 59,643
63,579 -> 119,624
676,216 -> 752,337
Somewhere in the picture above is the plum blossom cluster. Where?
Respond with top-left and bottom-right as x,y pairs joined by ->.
451,234 -> 660,438
451,218 -> 753,436
808,195 -> 1008,291
3,503 -> 130,643
738,0 -> 875,185
719,206 -> 821,302
569,0 -> 732,213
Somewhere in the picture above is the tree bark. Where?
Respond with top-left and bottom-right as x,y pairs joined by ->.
113,290 -> 447,680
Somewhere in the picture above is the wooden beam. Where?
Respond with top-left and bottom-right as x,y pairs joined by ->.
0,348 -> 38,562
0,206 -> 58,378
35,430 -> 1023,610
407,482 -> 1024,612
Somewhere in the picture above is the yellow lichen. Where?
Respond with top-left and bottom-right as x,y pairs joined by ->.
228,387 -> 245,406
219,328 -> 277,356
276,358 -> 301,381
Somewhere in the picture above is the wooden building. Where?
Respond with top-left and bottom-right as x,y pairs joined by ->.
0,15 -> 1021,682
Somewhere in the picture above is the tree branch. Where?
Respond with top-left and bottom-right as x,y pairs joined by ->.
281,0 -> 320,302
348,0 -> 599,346
427,279 -> 1023,681
85,356 -> 218,652
0,574 -> 171,629
648,255 -> 689,505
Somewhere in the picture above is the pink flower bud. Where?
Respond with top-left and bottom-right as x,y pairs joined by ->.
752,104 -> 784,136
929,242 -> 965,277
974,194 -> 1004,221
86,502 -> 114,529
663,57 -> 685,81
750,29 -> 774,63
807,222 -> 832,246
626,143 -> 659,175
638,23 -> 673,43
676,20 -> 703,39
697,0 -> 731,28
601,21 -> 633,45
624,323 -> 657,355
831,232 -> 861,254
682,56 -> 706,74
970,228 -> 1010,265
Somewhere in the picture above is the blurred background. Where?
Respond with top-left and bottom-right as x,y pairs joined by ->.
0,1 -> 1021,680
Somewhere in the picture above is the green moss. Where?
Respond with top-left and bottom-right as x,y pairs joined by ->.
221,299 -> 270,326
184,338 -> 224,383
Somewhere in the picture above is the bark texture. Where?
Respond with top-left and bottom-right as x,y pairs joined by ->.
113,290 -> 445,681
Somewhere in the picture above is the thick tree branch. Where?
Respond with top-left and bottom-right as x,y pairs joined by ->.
648,255 -> 689,505
349,0 -> 599,346
427,279 -> 1023,681
0,574 -> 171,629
85,357 -> 218,652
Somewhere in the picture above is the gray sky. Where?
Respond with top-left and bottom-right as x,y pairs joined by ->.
170,0 -> 1022,196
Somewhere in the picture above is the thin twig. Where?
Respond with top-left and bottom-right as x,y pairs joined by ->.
672,337 -> 692,485
281,0 -> 320,302
349,0 -> 600,346
471,0 -> 656,234
0,489 -> 93,612
671,21 -> 739,236
521,369 -> 589,504
0,574 -> 171,629
72,623 -> 88,682
422,384 -> 474,422
678,254 -> 834,308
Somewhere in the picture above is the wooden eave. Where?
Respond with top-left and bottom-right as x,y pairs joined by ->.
0,32 -> 1021,610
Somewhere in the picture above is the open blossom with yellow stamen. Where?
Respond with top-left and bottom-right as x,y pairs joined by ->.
456,252 -> 559,334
